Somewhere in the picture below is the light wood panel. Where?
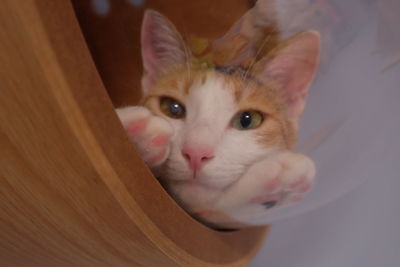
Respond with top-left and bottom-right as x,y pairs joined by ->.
0,1 -> 267,266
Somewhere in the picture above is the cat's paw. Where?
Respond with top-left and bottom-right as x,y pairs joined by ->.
116,106 -> 173,167
247,152 -> 315,209
203,151 -> 315,227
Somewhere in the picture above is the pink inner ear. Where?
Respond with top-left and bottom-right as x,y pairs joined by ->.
272,57 -> 317,117
141,16 -> 159,79
140,10 -> 189,93
262,31 -> 320,119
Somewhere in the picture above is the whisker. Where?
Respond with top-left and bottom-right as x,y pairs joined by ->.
183,42 -> 191,81
179,22 -> 192,82
242,32 -> 273,90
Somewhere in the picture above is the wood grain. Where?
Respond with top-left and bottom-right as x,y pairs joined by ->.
0,1 -> 267,266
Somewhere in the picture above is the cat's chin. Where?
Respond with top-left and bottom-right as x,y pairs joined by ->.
165,180 -> 224,212
164,170 -> 240,191
196,174 -> 239,190
165,177 -> 228,191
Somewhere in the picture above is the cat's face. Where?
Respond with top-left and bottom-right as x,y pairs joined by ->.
142,69 -> 291,189
139,10 -> 319,191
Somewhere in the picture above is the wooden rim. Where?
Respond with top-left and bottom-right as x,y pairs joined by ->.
0,1 -> 267,266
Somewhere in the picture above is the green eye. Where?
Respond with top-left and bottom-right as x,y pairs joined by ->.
160,97 -> 186,119
232,110 -> 264,130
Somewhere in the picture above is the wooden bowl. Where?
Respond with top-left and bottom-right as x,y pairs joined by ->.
0,1 -> 267,266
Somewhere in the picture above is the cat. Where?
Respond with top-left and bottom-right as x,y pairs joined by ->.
116,9 -> 320,228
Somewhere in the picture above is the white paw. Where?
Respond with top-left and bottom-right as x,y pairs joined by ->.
194,152 -> 316,228
116,106 -> 173,167
247,152 -> 316,208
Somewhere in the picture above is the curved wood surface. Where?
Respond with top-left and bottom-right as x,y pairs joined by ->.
0,1 -> 267,266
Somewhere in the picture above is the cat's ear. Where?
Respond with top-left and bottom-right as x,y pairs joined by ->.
141,10 -> 190,93
254,31 -> 320,120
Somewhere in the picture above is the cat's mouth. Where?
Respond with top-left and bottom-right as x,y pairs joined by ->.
192,170 -> 199,180
165,152 -> 245,189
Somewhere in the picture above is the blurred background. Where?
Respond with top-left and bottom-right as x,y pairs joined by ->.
80,0 -> 400,266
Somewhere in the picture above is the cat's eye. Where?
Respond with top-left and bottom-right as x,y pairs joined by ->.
160,97 -> 186,119
232,110 -> 264,130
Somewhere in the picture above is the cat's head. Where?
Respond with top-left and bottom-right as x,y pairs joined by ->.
139,10 -> 320,191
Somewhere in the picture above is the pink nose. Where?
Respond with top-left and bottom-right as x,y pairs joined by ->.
182,146 -> 214,172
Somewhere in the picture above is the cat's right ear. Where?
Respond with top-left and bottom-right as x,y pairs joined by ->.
141,10 -> 190,93
252,31 -> 320,120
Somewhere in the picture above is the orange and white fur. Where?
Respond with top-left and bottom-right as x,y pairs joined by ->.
116,10 -> 320,228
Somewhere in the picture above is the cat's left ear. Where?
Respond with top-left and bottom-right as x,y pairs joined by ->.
141,10 -> 191,93
254,31 -> 320,120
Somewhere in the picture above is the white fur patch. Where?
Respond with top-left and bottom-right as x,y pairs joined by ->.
158,72 -> 277,208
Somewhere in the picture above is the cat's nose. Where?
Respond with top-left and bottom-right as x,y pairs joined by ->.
181,145 -> 214,173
